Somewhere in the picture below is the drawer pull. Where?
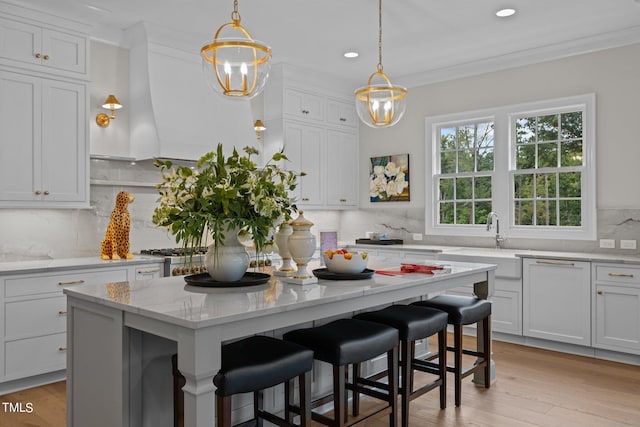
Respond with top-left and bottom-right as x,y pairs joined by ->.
58,280 -> 85,286
137,269 -> 160,274
597,290 -> 603,295
339,117 -> 347,122
339,198 -> 347,202
58,347 -> 67,352
536,260 -> 575,266
58,310 -> 67,315
608,273 -> 634,278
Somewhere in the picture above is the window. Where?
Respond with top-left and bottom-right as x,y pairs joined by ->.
426,94 -> 595,240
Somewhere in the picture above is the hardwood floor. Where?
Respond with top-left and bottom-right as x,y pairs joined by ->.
1,339 -> 639,427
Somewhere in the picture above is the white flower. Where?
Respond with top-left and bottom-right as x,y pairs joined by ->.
373,165 -> 385,177
385,162 -> 398,177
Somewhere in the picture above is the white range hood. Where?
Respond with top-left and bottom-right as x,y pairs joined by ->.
124,22 -> 256,161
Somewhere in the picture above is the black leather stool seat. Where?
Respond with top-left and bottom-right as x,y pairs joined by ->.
284,318 -> 399,365
412,294 -> 491,325
214,335 -> 313,396
284,318 -> 400,427
354,305 -> 448,341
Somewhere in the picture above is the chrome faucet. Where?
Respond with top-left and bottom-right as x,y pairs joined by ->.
486,211 -> 504,248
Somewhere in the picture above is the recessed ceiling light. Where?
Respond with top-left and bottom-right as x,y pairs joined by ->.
496,8 -> 516,18
343,51 -> 359,59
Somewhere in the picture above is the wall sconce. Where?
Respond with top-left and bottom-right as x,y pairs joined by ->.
96,95 -> 123,127
254,120 -> 266,140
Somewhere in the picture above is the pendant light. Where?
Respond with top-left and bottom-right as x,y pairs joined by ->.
355,0 -> 407,128
200,0 -> 272,100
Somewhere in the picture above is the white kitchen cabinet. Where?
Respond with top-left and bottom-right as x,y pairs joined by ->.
593,263 -> 640,354
264,63 -> 359,210
326,129 -> 358,208
523,258 -> 591,346
326,97 -> 358,129
284,88 -> 324,123
0,70 -> 87,207
0,15 -> 87,78
0,260 -> 164,391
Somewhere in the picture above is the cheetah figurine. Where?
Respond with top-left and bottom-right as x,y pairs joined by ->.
101,191 -> 135,260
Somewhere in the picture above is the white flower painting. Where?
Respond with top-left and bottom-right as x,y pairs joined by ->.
369,154 -> 410,202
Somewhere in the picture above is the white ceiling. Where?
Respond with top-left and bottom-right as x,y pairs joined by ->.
8,0 -> 640,87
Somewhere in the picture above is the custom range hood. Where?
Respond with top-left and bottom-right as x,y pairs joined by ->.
124,22 -> 256,161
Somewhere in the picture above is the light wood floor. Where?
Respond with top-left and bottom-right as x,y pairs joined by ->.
1,339 -> 639,427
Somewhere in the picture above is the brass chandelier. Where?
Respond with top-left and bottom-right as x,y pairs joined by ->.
355,0 -> 407,128
200,0 -> 272,99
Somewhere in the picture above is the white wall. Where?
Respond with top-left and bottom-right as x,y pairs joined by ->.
345,43 -> 640,252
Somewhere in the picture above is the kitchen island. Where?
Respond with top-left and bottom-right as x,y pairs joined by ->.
64,257 -> 496,427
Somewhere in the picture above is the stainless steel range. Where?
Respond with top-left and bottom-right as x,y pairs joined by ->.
140,247 -> 208,277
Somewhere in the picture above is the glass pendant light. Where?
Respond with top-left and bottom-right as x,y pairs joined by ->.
355,0 -> 407,128
200,0 -> 272,100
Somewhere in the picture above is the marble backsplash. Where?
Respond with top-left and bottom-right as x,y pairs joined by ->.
1,158 -> 639,260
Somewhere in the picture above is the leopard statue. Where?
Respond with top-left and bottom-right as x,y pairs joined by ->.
101,191 -> 135,260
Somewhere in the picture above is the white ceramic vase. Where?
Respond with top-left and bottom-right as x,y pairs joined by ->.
274,222 -> 295,276
205,228 -> 250,282
287,211 -> 316,280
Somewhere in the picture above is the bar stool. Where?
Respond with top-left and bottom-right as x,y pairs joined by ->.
353,305 -> 448,427
172,335 -> 314,427
283,318 -> 399,427
412,294 -> 492,406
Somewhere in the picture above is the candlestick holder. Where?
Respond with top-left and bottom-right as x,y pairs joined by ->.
285,211 -> 318,285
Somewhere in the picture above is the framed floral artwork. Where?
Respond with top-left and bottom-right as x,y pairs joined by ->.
369,154 -> 410,202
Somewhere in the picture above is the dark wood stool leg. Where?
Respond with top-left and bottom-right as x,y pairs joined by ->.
284,379 -> 293,423
388,346 -> 399,427
400,340 -> 410,427
217,394 -> 232,427
408,340 -> 416,395
454,324 -> 463,407
484,315 -> 491,389
352,362 -> 360,417
437,329 -> 447,409
299,371 -> 312,427
254,390 -> 264,427
334,364 -> 347,427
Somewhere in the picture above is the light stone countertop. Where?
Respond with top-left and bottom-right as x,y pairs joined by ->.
63,257 -> 496,330
0,255 -> 165,275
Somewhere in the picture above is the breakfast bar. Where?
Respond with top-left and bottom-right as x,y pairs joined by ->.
64,258 -> 496,427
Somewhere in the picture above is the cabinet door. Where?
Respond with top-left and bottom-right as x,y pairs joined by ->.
327,98 -> 357,128
284,88 -> 324,122
41,28 -> 86,74
595,284 -> 640,353
284,123 -> 323,206
0,17 -> 41,67
41,78 -> 86,202
326,129 -> 357,207
0,71 -> 40,202
523,258 -> 591,346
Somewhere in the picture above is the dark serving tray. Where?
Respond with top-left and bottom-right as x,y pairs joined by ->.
312,268 -> 375,281
355,238 -> 404,245
184,272 -> 271,287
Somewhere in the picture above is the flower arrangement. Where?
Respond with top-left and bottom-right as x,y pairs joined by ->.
152,143 -> 297,257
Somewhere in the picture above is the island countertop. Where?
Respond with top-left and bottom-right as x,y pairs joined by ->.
63,258 -> 496,330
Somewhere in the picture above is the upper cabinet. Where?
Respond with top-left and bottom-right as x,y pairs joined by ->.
0,15 -> 88,79
0,4 -> 89,208
264,63 -> 359,210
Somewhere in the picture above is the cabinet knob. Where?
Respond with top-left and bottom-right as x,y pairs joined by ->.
58,310 -> 67,315
43,55 -> 50,60
44,190 -> 50,195
301,110 -> 309,115
35,190 -> 41,195
339,117 -> 347,122
597,290 -> 603,295
339,198 -> 347,202
300,171 -> 307,177
35,53 -> 42,58
302,198 -> 310,201
58,347 -> 67,352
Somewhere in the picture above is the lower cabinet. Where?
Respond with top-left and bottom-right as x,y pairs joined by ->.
593,263 -> 640,354
523,258 -> 591,346
0,261 -> 164,389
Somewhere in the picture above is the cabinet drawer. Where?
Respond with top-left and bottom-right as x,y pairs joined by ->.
4,296 -> 67,339
595,265 -> 640,285
4,333 -> 66,379
4,268 -> 128,297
